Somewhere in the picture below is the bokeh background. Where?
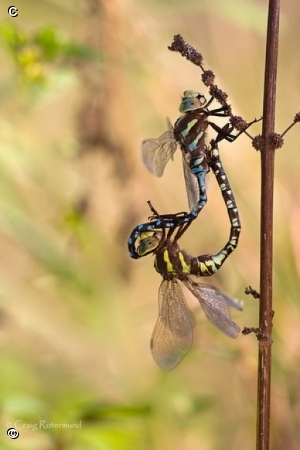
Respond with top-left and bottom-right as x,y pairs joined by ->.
0,1 -> 299,449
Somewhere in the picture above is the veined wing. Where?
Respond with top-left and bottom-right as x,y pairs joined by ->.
213,288 -> 244,311
141,119 -> 178,177
182,158 -> 200,211
183,279 -> 241,338
151,279 -> 194,370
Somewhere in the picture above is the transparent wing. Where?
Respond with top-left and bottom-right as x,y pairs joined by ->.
141,119 -> 178,177
182,158 -> 200,211
182,279 -> 241,338
214,288 -> 244,311
151,279 -> 194,370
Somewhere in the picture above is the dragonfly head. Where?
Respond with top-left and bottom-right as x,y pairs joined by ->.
137,231 -> 163,257
179,91 -> 207,113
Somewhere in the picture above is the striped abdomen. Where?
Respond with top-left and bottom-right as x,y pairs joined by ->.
154,141 -> 241,279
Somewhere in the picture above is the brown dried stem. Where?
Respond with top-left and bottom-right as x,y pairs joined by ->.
169,16 -> 281,446
257,1 -> 280,449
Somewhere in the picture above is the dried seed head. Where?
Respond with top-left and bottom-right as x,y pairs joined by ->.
269,133 -> 284,149
190,51 -> 204,66
230,115 -> 248,131
168,35 -> 203,67
245,286 -> 260,299
252,134 -> 264,151
168,34 -> 185,52
201,70 -> 215,87
209,85 -> 228,106
224,106 -> 232,116
294,112 -> 300,123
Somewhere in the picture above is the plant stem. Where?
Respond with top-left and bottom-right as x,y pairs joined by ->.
257,0 -> 280,448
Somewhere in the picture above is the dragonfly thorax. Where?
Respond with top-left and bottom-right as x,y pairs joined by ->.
154,242 -> 192,279
174,111 -> 209,163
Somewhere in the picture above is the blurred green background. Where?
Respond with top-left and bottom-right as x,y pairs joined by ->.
0,1 -> 299,449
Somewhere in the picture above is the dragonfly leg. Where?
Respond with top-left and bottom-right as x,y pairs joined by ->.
128,203 -> 196,259
209,117 -> 262,143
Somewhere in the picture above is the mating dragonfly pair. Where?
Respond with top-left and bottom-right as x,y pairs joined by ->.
128,90 -> 258,370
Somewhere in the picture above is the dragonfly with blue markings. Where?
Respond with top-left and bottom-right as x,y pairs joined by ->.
128,90 -> 258,259
135,140 -> 242,370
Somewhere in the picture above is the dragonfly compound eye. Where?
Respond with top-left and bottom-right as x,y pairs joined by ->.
137,231 -> 162,257
179,91 -> 207,113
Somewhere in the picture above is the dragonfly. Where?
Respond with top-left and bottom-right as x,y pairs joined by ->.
130,133 -> 241,261
128,90 -> 258,259
135,141 -> 242,370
